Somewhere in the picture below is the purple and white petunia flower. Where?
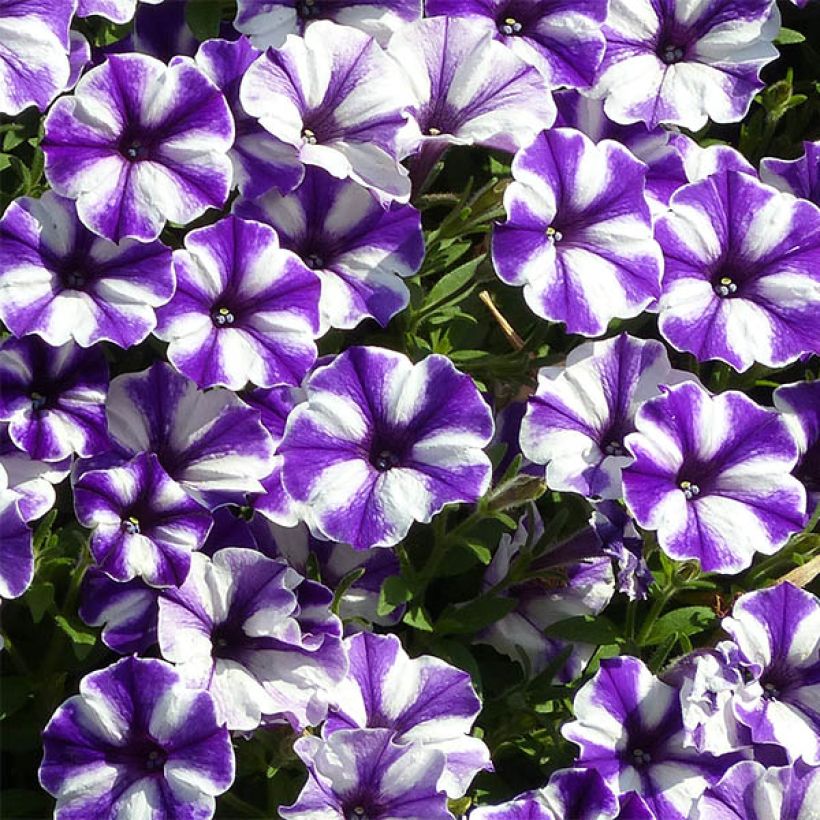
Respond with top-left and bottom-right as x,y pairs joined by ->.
671,135 -> 756,184
79,568 -> 160,654
760,140 -> 820,205
470,768 -> 619,820
477,510 -> 614,681
0,337 -> 109,463
155,215 -> 320,391
562,656 -> 741,819
325,632 -> 491,797
722,583 -> 820,765
0,191 -> 174,349
554,90 -> 687,217
235,166 -> 424,331
281,728 -> 452,819
157,548 -> 347,731
103,0 -> 200,63
591,0 -> 780,130
43,53 -> 234,243
101,362 -> 276,510
0,0 -> 73,115
76,0 -> 164,24
74,453 -> 213,588
623,381 -> 807,574
196,36 -> 305,199
425,0 -> 607,89
492,128 -> 661,336
0,466 -> 33,600
593,501 -> 652,602
234,0 -> 422,49
656,170 -> 820,371
279,346 -> 494,550
39,655 -> 234,819
520,334 -> 687,500
773,380 -> 820,511
386,16 -> 556,161
692,760 -> 820,819
240,21 -> 413,202
67,31 -> 92,90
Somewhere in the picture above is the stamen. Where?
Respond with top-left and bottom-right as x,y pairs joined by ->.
65,272 -> 85,289
304,253 -> 324,269
302,128 -> 318,145
546,226 -> 563,242
374,450 -> 398,471
660,45 -> 685,64
123,516 -> 141,535
604,441 -> 624,456
500,16 -> 523,35
714,276 -> 738,297
679,480 -> 700,500
30,392 -> 47,411
213,306 -> 235,326
427,126 -> 442,136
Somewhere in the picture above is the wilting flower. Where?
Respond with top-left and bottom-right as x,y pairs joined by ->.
100,362 -> 276,510
76,0 -> 164,24
79,568 -> 160,654
43,53 -> 234,242
692,760 -> 820,819
0,191 -> 174,348
554,90 -> 687,216
235,166 -> 424,331
157,549 -> 347,731
325,632 -> 490,796
761,140 -> 820,205
234,0 -> 421,49
426,0 -> 607,89
623,381 -> 807,574
0,337 -> 109,463
562,656 -> 741,819
471,768 -> 619,820
656,170 -> 820,371
492,127 -> 661,336
196,36 -> 304,199
592,0 -> 779,130
240,21 -> 413,202
0,0 -> 73,115
773,380 -> 820,511
281,728 -> 452,819
0,467 -> 33,600
520,334 -> 686,500
39,656 -> 234,819
593,501 -> 652,602
722,583 -> 820,765
279,346 -> 494,550
155,215 -> 321,391
387,16 -> 556,159
74,453 -> 213,587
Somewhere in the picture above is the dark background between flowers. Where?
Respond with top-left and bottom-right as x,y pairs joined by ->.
1,1 -> 819,817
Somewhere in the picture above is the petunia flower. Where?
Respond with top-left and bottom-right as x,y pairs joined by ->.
656,170 -> 820,371
74,453 -> 213,588
671,135 -> 756,184
0,336 -> 109,463
279,346 -> 494,550
0,466 -> 33,600
281,728 -> 452,819
240,21 -> 413,202
722,583 -> 820,765
562,656 -> 742,819
425,0 -> 607,89
773,380 -> 820,512
591,0 -> 780,130
76,0 -> 164,24
39,655 -> 234,819
43,53 -> 234,243
520,334 -> 688,500
760,140 -> 820,206
622,381 -> 807,574
0,191 -> 174,348
157,548 -> 347,731
234,0 -> 422,49
0,0 -> 73,116
100,361 -> 277,510
593,501 -> 652,602
234,166 -> 424,331
492,128 -> 662,336
325,632 -> 491,797
155,215 -> 320,391
387,16 -> 556,170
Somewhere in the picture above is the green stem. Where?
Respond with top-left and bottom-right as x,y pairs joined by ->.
636,584 -> 677,646
1,632 -> 32,676
218,791 -> 268,818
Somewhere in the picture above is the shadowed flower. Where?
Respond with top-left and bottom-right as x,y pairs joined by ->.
761,140 -> 820,206
76,0 -> 164,24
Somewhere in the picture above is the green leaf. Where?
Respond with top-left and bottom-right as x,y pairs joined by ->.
54,615 -> 97,647
774,27 -> 806,45
24,581 -> 55,624
543,614 -> 623,646
331,567 -> 366,616
185,0 -> 224,41
485,474 -> 547,512
403,602 -> 435,632
645,606 -> 716,646
425,255 -> 485,307
436,595 -> 517,635
460,539 -> 492,565
3,128 -> 25,152
0,153 -> 11,172
376,575 -> 412,617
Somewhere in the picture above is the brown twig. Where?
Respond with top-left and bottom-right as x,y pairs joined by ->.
479,290 -> 525,351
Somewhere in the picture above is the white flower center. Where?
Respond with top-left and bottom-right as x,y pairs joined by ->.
123,516 -> 141,535
500,16 -> 523,35
213,306 -> 235,326
679,480 -> 700,500
714,276 -> 738,297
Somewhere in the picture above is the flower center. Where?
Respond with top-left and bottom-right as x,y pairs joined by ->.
212,306 -> 236,327
659,44 -> 685,64
679,480 -> 700,500
714,276 -> 739,298
372,449 -> 399,472
64,271 -> 86,289
546,226 -> 563,242
304,253 -> 324,269
762,681 -> 780,700
30,392 -> 47,411
632,748 -> 652,765
122,516 -> 141,535
145,747 -> 166,771
296,0 -> 321,18
122,140 -> 149,162
604,441 -> 625,456
499,16 -> 523,35
302,127 -> 318,145
426,126 -> 443,136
